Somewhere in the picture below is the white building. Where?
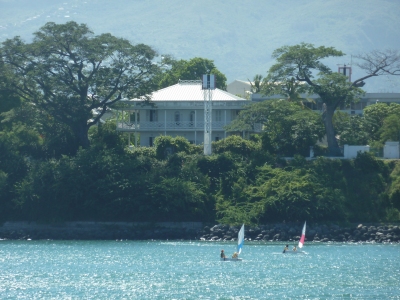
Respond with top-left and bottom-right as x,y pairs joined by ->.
115,77 -> 400,148
251,92 -> 400,115
227,80 -> 252,99
116,80 -> 249,147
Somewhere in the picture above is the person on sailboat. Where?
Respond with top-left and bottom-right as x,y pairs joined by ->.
220,250 -> 226,260
292,245 -> 297,251
283,245 -> 289,253
232,252 -> 238,258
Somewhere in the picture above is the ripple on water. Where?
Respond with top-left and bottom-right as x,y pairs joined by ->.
0,241 -> 399,299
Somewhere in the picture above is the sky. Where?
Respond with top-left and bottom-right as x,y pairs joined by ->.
1,0 -> 400,92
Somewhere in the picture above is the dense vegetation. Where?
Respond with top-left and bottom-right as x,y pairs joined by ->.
0,22 -> 399,225
1,121 -> 400,225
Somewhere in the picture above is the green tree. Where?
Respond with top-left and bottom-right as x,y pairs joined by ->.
388,162 -> 400,212
261,75 -> 309,103
89,119 -> 126,153
1,21 -> 160,151
248,74 -> 263,93
342,152 -> 389,221
158,57 -> 227,90
363,102 -> 400,143
267,43 -> 400,156
226,99 -> 325,156
379,114 -> 400,143
333,112 -> 369,146
212,135 -> 260,158
0,60 -> 21,120
217,164 -> 347,224
1,98 -> 80,158
154,136 -> 200,160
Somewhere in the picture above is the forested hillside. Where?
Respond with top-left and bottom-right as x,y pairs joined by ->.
1,128 -> 400,225
0,20 -> 399,226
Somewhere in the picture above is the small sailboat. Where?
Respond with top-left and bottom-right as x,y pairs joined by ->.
283,221 -> 306,254
298,221 -> 306,249
221,224 -> 244,261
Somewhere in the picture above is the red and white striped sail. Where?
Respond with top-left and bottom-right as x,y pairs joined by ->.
298,221 -> 306,248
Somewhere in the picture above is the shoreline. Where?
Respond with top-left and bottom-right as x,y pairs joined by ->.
0,221 -> 399,243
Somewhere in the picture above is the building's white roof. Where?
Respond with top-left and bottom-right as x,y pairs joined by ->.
142,80 -> 246,102
228,79 -> 252,85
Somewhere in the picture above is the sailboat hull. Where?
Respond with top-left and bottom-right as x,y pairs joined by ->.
220,224 -> 245,261
282,222 -> 307,255
220,258 -> 243,261
282,251 -> 305,254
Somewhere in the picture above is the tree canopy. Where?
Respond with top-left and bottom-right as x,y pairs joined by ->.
1,21 -> 160,151
363,103 -> 400,143
266,43 -> 400,156
226,99 -> 325,156
332,112 -> 369,146
157,57 -> 227,90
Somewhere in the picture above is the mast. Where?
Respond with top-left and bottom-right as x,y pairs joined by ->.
202,74 -> 215,155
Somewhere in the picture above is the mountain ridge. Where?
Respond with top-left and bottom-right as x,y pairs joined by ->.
1,0 -> 399,92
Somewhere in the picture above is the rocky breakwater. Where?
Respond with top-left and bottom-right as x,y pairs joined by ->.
0,221 -> 203,240
197,223 -> 400,243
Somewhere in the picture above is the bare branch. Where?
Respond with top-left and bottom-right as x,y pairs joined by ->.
354,49 -> 400,77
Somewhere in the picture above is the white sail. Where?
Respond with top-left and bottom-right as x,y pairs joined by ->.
237,224 -> 245,254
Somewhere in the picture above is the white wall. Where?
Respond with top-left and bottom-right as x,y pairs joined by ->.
343,145 -> 370,159
384,141 -> 400,159
227,80 -> 251,98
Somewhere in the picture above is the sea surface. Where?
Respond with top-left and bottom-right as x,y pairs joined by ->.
1,240 -> 399,299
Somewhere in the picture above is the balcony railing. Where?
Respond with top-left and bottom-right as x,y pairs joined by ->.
117,121 -> 229,130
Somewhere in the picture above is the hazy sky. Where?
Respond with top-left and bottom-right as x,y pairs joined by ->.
1,0 -> 399,92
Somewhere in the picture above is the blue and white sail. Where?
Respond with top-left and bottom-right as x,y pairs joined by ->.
237,224 -> 245,254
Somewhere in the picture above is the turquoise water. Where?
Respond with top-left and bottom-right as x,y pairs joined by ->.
1,240 -> 399,299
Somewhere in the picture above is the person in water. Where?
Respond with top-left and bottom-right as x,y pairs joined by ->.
292,245 -> 297,251
283,245 -> 289,253
220,250 -> 226,260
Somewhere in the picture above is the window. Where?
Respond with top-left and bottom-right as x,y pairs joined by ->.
150,110 -> 158,122
130,111 -> 140,122
175,111 -> 180,125
215,137 -> 220,141
189,111 -> 195,127
232,110 -> 241,120
215,110 -> 222,122
149,137 -> 154,147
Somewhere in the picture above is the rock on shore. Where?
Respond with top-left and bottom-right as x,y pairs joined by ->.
0,221 -> 399,243
198,223 -> 400,243
0,221 -> 202,241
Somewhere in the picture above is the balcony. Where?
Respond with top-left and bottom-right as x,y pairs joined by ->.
117,121 -> 228,131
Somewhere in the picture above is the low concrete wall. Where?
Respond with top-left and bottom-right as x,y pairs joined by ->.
384,141 -> 400,159
0,221 -> 203,240
344,145 -> 370,159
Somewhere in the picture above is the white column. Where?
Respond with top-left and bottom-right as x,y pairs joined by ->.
128,112 -> 131,147
195,110 -> 197,144
135,109 -> 138,147
224,109 -> 227,139
204,89 -> 212,155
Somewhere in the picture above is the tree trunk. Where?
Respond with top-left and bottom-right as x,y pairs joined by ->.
323,104 -> 342,157
73,122 -> 90,149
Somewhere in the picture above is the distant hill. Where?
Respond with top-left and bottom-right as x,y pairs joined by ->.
1,0 -> 400,92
